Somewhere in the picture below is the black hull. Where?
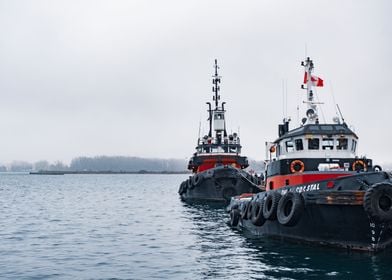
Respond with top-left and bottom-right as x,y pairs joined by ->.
240,204 -> 392,252
228,172 -> 392,252
179,166 -> 261,203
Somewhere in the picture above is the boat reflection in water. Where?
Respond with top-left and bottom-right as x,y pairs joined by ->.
180,200 -> 392,279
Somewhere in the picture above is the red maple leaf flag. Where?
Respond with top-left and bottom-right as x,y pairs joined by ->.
303,72 -> 324,87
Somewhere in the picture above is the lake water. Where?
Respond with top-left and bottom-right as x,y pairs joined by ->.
0,173 -> 391,279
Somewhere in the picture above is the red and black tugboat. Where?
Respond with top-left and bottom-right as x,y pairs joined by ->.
178,60 -> 261,203
228,57 -> 392,252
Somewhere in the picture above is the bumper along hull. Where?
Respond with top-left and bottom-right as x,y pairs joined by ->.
228,172 -> 392,252
179,166 -> 261,203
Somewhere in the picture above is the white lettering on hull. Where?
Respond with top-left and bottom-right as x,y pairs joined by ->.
281,183 -> 320,195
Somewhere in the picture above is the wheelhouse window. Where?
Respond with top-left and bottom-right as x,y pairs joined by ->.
295,139 -> 303,151
285,140 -> 294,152
337,138 -> 348,150
308,138 -> 320,150
351,139 -> 357,152
322,138 -> 334,150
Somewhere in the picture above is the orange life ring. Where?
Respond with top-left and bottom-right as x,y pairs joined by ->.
290,160 -> 305,173
352,160 -> 367,171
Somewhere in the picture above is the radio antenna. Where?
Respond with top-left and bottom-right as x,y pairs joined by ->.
336,104 -> 345,123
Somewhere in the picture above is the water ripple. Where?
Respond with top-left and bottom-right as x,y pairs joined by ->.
0,173 -> 392,279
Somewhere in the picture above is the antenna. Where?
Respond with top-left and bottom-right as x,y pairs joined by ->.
285,79 -> 288,119
282,79 -> 285,118
336,104 -> 345,123
198,118 -> 201,140
329,80 -> 341,120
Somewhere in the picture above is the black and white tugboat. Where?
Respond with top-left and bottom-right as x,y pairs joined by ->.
178,60 -> 261,203
228,57 -> 392,252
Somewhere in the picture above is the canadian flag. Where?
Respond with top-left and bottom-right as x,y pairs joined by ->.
304,72 -> 324,87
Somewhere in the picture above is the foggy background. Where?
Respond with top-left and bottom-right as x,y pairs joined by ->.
0,0 -> 391,167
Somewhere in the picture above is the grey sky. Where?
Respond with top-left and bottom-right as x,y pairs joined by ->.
0,0 -> 391,165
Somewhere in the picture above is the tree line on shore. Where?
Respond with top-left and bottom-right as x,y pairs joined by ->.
0,156 -> 265,173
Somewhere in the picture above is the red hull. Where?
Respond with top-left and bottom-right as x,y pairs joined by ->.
197,157 -> 241,172
266,172 -> 353,190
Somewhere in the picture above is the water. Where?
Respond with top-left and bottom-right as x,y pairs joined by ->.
0,173 -> 391,280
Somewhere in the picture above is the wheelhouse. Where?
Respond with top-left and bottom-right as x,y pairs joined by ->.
264,57 -> 374,191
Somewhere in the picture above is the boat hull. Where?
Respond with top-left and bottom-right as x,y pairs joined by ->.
228,171 -> 392,252
240,204 -> 392,251
179,166 -> 261,203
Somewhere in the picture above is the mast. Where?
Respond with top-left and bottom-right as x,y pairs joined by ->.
212,59 -> 221,109
204,59 -> 228,143
301,57 -> 320,125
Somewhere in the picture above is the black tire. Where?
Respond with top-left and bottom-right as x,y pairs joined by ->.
364,182 -> 392,222
263,191 -> 281,220
246,200 -> 254,220
251,199 -> 266,226
187,178 -> 194,190
178,181 -> 187,195
230,209 -> 241,227
240,201 -> 250,219
222,187 -> 237,202
192,174 -> 202,186
277,192 -> 304,226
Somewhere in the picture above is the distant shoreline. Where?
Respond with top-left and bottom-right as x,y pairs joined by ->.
29,170 -> 190,175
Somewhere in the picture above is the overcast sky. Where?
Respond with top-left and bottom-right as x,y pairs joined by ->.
0,0 -> 391,165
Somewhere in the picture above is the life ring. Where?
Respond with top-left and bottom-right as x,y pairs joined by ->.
363,182 -> 392,222
290,160 -> 305,173
250,199 -> 266,226
352,160 -> 367,171
230,208 -> 241,227
373,165 -> 382,172
277,192 -> 304,226
263,191 -> 282,220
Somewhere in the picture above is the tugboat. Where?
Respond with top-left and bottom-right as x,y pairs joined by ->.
178,60 -> 261,203
228,57 -> 392,252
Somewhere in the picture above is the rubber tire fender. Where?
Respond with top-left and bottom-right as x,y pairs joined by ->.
262,191 -> 282,220
364,182 -> 392,222
277,192 -> 304,227
192,174 -> 202,187
178,181 -> 187,195
187,178 -> 194,190
240,201 -> 250,220
246,199 -> 254,220
251,199 -> 266,226
230,208 -> 241,227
